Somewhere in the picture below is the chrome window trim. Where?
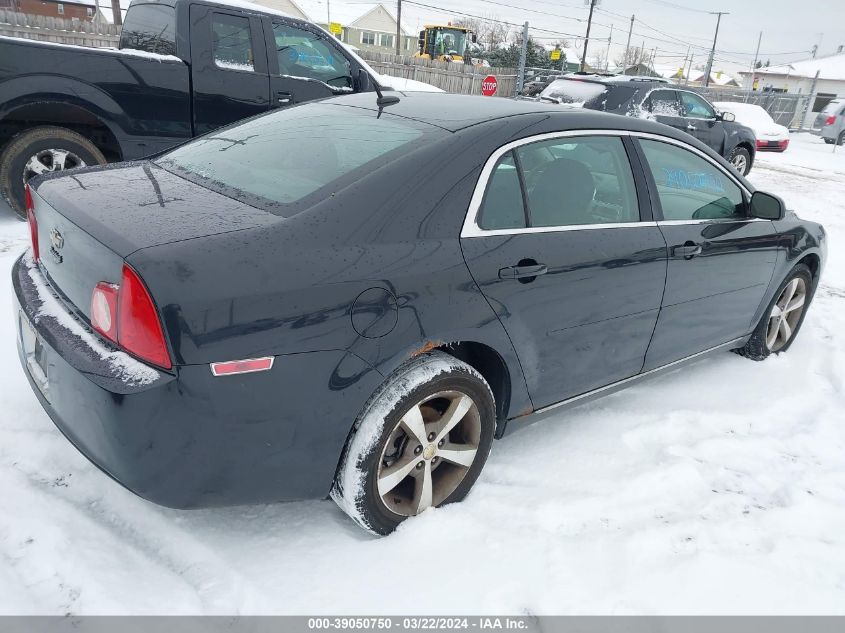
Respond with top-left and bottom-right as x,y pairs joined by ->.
460,129 -> 754,239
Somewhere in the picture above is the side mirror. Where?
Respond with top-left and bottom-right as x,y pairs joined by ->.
356,68 -> 371,93
750,190 -> 785,220
720,111 -> 736,122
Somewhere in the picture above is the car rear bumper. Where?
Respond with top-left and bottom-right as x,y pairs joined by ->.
13,253 -> 383,509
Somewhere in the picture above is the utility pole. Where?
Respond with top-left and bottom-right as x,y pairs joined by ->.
110,0 -> 121,25
517,21 -> 529,94
605,24 -> 613,71
622,14 -> 634,75
327,0 -> 331,29
396,0 -> 402,55
703,11 -> 728,88
685,53 -> 694,85
681,44 -> 690,81
580,0 -> 598,72
747,31 -> 762,99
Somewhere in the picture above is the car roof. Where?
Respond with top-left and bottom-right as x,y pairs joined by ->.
322,92 -> 706,142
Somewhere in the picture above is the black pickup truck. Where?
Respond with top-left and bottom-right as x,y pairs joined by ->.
0,0 -> 424,215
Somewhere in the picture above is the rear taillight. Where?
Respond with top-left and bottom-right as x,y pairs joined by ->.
25,185 -> 39,262
90,264 -> 172,370
826,116 -> 837,125
755,139 -> 767,148
118,264 -> 172,369
91,282 -> 119,342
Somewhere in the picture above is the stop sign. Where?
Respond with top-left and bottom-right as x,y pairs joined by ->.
481,75 -> 498,97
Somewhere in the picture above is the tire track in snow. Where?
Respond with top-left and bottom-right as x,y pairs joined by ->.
5,459 -> 253,613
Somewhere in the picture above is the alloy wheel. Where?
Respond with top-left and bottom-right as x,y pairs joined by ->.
731,153 -> 748,174
766,277 -> 807,352
23,149 -> 87,186
377,390 -> 481,517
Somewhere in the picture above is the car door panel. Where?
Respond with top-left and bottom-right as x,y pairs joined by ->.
634,137 -> 781,369
462,229 -> 666,409
189,6 -> 271,135
460,134 -> 668,410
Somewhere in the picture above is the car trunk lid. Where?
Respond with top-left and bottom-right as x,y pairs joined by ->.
31,162 -> 278,321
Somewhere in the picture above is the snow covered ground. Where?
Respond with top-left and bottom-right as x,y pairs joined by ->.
0,133 -> 843,615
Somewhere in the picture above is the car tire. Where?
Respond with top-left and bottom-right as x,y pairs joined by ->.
824,138 -> 835,145
331,350 -> 495,535
0,126 -> 106,218
734,264 -> 813,361
727,146 -> 752,176
838,131 -> 845,146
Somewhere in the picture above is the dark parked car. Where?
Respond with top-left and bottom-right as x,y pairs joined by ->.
0,0 -> 423,216
539,75 -> 758,175
15,93 -> 825,535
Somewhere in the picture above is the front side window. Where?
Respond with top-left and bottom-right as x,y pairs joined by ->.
476,136 -> 640,230
273,22 -> 351,89
639,139 -> 745,221
157,104 -> 436,214
680,91 -> 715,119
212,14 -> 254,72
119,3 -> 177,56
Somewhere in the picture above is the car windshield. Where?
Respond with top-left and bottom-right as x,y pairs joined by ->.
433,28 -> 467,56
156,104 -> 440,215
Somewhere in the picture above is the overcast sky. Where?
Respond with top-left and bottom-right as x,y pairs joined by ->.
294,0 -> 845,73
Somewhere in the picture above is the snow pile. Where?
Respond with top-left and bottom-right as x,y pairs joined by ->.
0,134 -> 843,614
21,253 -> 159,387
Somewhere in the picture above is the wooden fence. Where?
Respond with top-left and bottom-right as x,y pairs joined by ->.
0,10 -> 119,48
358,51 -> 519,98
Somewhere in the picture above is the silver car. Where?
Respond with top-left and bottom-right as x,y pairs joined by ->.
812,98 -> 845,144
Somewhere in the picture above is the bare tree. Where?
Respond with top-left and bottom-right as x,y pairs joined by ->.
452,14 -> 510,51
592,49 -> 607,71
613,45 -> 649,71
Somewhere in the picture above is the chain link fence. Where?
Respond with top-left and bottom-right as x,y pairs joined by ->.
688,86 -> 812,130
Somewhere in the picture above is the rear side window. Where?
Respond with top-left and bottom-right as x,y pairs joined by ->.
212,14 -> 254,71
156,104 -> 437,214
647,90 -> 681,116
477,136 -> 640,229
639,139 -> 745,221
478,153 -> 526,230
119,3 -> 177,56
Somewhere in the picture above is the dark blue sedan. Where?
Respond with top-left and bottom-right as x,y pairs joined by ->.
14,92 -> 826,534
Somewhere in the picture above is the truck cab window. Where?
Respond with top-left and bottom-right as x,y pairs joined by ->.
272,22 -> 352,90
212,14 -> 255,72
119,3 -> 177,56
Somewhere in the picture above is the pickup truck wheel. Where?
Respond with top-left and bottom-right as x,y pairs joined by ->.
0,126 -> 106,218
728,146 -> 752,176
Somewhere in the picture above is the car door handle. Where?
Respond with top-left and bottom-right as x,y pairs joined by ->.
686,123 -> 697,131
673,243 -> 703,259
276,92 -> 293,106
498,263 -> 548,279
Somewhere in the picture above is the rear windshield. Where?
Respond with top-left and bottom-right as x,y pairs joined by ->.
156,104 -> 439,214
540,79 -> 637,111
821,100 -> 844,115
119,3 -> 177,56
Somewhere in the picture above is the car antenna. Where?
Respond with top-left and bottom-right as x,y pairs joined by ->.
374,78 -> 400,108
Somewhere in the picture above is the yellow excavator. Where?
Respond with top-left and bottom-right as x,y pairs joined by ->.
415,25 -> 476,62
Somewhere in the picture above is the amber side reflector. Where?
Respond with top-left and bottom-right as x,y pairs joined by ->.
210,357 -> 275,377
